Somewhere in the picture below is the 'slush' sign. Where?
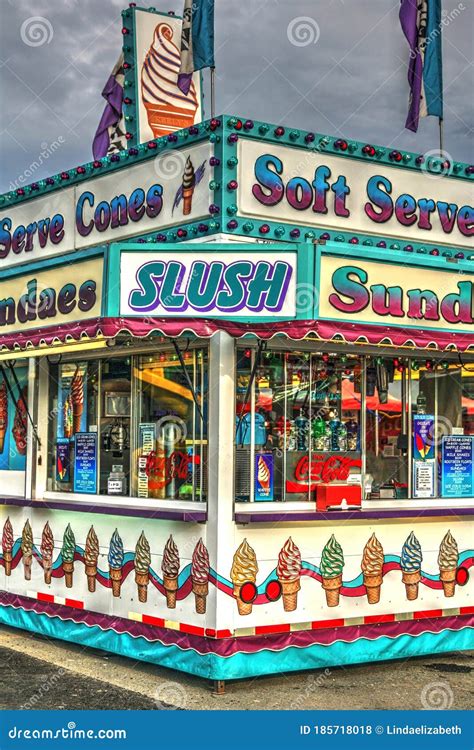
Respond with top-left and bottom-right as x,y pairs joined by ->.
117,249 -> 298,318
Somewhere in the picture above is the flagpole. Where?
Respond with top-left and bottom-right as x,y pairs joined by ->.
210,67 -> 216,118
439,117 -> 444,154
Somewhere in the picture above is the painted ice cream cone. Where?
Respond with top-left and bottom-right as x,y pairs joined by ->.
257,454 -> 270,491
161,535 -> 180,608
13,388 -> 28,456
63,395 -> 73,439
438,530 -> 458,598
401,531 -> 422,600
71,373 -> 84,434
231,539 -> 258,616
141,23 -> 198,139
84,526 -> 99,593
191,539 -> 209,614
40,522 -> 54,585
21,519 -> 33,580
135,531 -> 151,603
2,517 -> 13,576
320,534 -> 344,607
361,533 -> 384,604
108,529 -> 124,597
277,537 -> 301,612
61,523 -> 76,588
181,157 -> 196,215
0,380 -> 8,454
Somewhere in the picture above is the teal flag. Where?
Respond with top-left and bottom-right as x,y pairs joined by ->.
178,0 -> 215,95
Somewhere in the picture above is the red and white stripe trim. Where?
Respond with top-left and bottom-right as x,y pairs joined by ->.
26,592 -> 473,639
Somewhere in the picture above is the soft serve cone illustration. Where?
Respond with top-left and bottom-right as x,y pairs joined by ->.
84,526 -> 99,593
40,522 -> 54,585
108,529 -> 124,597
141,23 -> 198,139
162,535 -> 180,608
401,531 -> 422,600
61,523 -> 76,588
135,531 -> 151,603
438,530 -> 458,597
277,537 -> 302,612
191,539 -> 210,614
361,533 -> 384,604
71,372 -> 84,434
231,539 -> 258,616
2,517 -> 13,576
320,535 -> 344,607
21,520 -> 33,581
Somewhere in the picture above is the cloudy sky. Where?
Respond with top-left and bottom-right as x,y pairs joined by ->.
0,0 -> 472,192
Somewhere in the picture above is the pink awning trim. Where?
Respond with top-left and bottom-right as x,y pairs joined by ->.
1,317 -> 473,352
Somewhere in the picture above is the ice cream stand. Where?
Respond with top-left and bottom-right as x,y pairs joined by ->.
0,108 -> 473,687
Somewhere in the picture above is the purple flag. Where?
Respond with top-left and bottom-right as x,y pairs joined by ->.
399,0 -> 443,132
92,54 -> 126,159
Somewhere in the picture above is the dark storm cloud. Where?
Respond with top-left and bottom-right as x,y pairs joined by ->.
0,0 -> 472,191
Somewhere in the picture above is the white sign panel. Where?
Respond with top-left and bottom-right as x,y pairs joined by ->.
237,139 -> 474,248
0,142 -> 212,269
119,251 -> 297,318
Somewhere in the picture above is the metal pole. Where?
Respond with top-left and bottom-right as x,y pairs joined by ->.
210,67 -> 216,118
439,117 -> 444,155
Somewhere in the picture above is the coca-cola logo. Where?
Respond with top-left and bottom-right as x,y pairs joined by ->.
145,450 -> 188,489
288,454 -> 361,492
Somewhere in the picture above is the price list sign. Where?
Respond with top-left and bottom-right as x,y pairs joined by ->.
73,433 -> 98,494
441,435 -> 474,498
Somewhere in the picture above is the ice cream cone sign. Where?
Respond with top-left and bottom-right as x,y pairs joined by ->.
361,533 -> 384,604
162,535 -> 180,608
2,517 -> 14,576
277,537 -> 301,612
135,531 -> 151,603
108,529 -> 124,597
61,523 -> 76,588
141,23 -> 199,140
40,522 -> 54,585
400,531 -> 422,601
320,535 -> 344,607
21,520 -> 33,581
438,530 -> 458,598
231,539 -> 258,616
70,371 -> 84,434
84,526 -> 99,593
172,157 -> 206,216
191,539 -> 210,614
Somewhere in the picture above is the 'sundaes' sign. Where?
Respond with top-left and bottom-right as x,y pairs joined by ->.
238,139 -> 473,248
318,255 -> 474,332
119,251 -> 297,317
0,142 -> 211,270
0,257 -> 102,334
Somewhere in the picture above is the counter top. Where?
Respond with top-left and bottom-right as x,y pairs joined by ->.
0,496 -> 207,523
234,501 -> 474,523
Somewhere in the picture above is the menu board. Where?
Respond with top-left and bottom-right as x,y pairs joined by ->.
74,433 -> 98,494
441,436 -> 474,498
413,460 -> 435,498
